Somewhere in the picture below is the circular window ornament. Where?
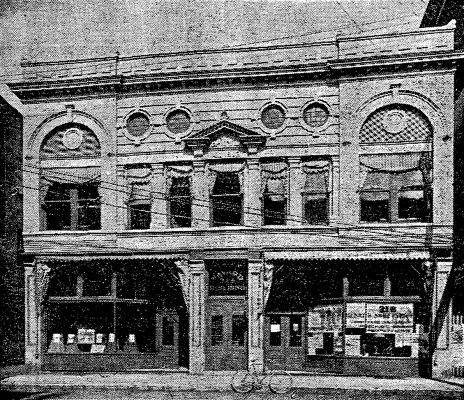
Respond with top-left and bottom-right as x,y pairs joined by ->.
62,128 -> 83,150
383,109 -> 408,134
303,103 -> 329,128
127,112 -> 150,137
166,109 -> 191,135
261,104 -> 286,130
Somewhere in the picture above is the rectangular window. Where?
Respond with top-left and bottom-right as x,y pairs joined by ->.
44,183 -> 100,230
263,195 -> 286,225
211,172 -> 243,226
162,316 -> 175,345
302,164 -> 330,225
211,315 -> 223,346
398,188 -> 426,221
269,315 -> 281,346
130,204 -> 151,229
262,161 -> 288,226
169,176 -> 191,228
232,315 -> 247,346
289,316 -> 302,347
304,194 -> 329,225
360,191 -> 389,222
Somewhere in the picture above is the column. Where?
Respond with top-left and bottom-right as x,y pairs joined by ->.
116,165 -> 126,230
24,265 -> 39,365
245,159 -> 261,227
189,259 -> 206,374
433,260 -> 452,349
330,157 -> 340,224
150,163 -> 166,228
288,157 -> 303,226
248,258 -> 264,372
192,161 -> 209,229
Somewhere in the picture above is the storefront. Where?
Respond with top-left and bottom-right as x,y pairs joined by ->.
39,258 -> 188,371
264,259 -> 425,377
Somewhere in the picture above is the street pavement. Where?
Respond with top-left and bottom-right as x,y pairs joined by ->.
1,369 -> 463,400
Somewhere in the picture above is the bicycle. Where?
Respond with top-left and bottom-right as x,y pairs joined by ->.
230,360 -> 293,394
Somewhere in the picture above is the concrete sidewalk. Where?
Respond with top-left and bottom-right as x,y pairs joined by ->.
1,370 -> 463,397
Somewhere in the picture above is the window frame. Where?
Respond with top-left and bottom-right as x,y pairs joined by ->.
210,172 -> 243,227
168,176 -> 192,228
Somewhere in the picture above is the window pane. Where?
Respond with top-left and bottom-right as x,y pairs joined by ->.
304,196 -> 328,225
211,195 -> 242,226
207,260 -> 247,296
117,303 -> 157,352
170,197 -> 191,228
211,315 -> 223,346
269,315 -> 281,346
212,173 -> 241,195
232,315 -> 247,346
82,265 -> 112,296
130,204 -> 151,229
162,316 -> 175,346
48,267 -> 78,297
398,190 -> 426,221
46,202 -> 71,230
289,316 -> 302,347
78,201 -> 101,230
78,185 -> 99,200
263,196 -> 286,225
46,183 -> 71,201
360,192 -> 389,222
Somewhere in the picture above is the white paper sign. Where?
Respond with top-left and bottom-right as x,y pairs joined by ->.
345,335 -> 361,356
346,303 -> 366,328
271,324 -> 281,333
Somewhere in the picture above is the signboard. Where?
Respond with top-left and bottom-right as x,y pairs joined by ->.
346,303 -> 366,328
366,303 -> 413,333
308,304 -> 343,332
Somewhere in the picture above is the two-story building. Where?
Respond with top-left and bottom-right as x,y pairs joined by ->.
6,0 -> 457,377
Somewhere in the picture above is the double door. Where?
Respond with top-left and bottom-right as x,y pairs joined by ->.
265,314 -> 306,371
205,297 -> 247,370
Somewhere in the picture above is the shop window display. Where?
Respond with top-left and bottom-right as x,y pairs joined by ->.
45,261 -> 184,355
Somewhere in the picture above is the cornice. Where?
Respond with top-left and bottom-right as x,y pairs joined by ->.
9,50 -> 462,102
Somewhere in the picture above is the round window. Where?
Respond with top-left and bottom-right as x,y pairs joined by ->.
166,110 -> 191,134
126,113 -> 150,137
303,104 -> 329,128
261,105 -> 285,130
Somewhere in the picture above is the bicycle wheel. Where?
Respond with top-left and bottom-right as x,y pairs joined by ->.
231,371 -> 254,393
269,371 -> 293,394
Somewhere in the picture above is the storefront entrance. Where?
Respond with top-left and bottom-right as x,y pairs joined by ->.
264,314 -> 306,371
205,297 -> 247,370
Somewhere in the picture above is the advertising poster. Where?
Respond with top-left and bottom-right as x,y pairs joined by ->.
308,304 -> 343,332
346,303 -> 366,328
366,303 -> 413,333
307,333 -> 323,355
345,335 -> 361,356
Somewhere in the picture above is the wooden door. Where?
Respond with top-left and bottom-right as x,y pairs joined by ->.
265,314 -> 306,371
205,297 -> 247,370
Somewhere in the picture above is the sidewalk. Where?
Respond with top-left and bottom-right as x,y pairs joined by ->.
1,369 -> 463,397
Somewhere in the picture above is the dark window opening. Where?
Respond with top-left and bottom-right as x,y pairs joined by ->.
169,177 -> 191,228
162,316 -> 175,345
44,183 -> 100,230
398,188 -> 426,221
232,315 -> 247,346
289,316 -> 302,347
304,194 -> 329,225
269,315 -> 281,346
211,315 -> 223,346
130,204 -> 151,229
211,172 -> 242,226
360,191 -> 389,222
263,195 -> 286,225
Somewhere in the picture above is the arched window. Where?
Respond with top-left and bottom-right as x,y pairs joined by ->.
40,124 -> 101,231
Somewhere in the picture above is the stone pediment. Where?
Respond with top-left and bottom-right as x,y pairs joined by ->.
184,120 -> 266,157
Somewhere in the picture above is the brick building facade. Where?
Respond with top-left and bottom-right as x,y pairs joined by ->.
3,0 -> 459,377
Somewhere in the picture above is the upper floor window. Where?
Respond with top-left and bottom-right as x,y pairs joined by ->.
166,165 -> 193,228
302,161 -> 330,225
359,153 -> 432,223
40,124 -> 101,231
209,163 -> 244,227
128,183 -> 151,230
261,160 -> 288,225
43,181 -> 100,230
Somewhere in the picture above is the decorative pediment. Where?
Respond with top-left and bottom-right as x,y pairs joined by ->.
184,120 -> 266,156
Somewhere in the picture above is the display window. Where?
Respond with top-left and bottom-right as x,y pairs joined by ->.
45,260 -> 184,355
